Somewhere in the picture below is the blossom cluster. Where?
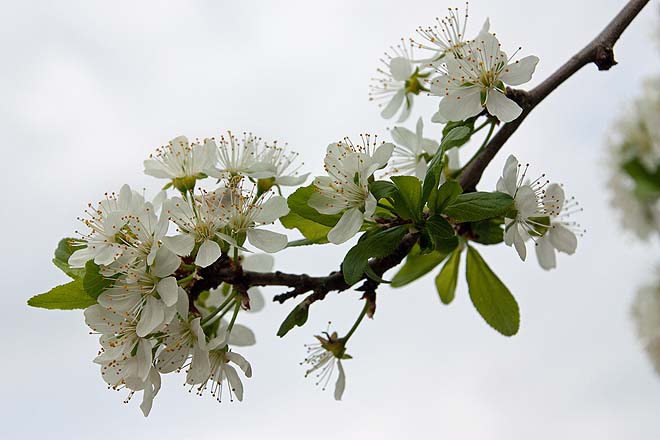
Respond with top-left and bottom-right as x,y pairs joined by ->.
72,133 -> 303,415
496,154 -> 582,270
608,77 -> 660,239
370,4 -> 539,125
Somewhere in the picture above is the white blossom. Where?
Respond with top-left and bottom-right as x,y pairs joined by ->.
389,117 -> 439,178
412,4 -> 489,63
309,136 -> 394,244
496,155 -> 547,261
370,40 -> 430,122
249,142 -> 309,188
193,349 -> 252,402
534,183 -> 581,270
143,136 -> 216,189
430,28 -> 539,123
162,191 -> 231,268
206,131 -> 260,180
69,185 -> 147,268
632,273 -> 660,376
302,331 -> 348,401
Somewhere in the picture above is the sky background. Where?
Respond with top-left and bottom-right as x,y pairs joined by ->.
2,0 -> 660,438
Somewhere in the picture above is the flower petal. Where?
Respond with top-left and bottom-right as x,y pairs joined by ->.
549,224 -> 578,254
224,364 -> 244,401
137,296 -> 165,337
195,239 -> 221,268
436,86 -> 482,122
500,55 -> 539,86
228,324 -> 256,346
156,277 -> 179,307
390,57 -> 413,81
253,196 -> 289,224
485,90 -> 523,123
380,89 -> 405,119
247,229 -> 288,253
334,360 -> 346,401
535,235 -> 556,270
226,351 -> 253,377
327,208 -> 364,244
162,234 -> 195,257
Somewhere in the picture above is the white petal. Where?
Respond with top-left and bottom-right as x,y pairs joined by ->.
247,287 -> 265,312
228,324 -> 256,346
195,239 -> 221,268
253,196 -> 290,223
176,286 -> 189,319
513,229 -> 527,261
152,246 -> 180,278
390,57 -> 413,80
381,89 -> 405,119
327,208 -> 364,244
535,235 -> 557,270
242,253 -> 274,272
437,87 -> 482,122
156,277 -> 179,307
226,352 -> 253,377
372,143 -> 394,168
68,247 -> 94,268
136,339 -> 153,382
224,364 -> 245,401
137,296 -> 165,337
276,174 -> 309,186
485,90 -> 522,123
334,360 -> 346,401
390,126 -> 417,150
247,229 -> 288,253
186,345 -> 211,385
549,224 -> 578,254
308,191 -> 346,215
144,159 -> 173,178
162,234 -> 195,256
500,55 -> 539,86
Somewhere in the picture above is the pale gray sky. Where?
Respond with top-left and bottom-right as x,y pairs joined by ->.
2,1 -> 660,438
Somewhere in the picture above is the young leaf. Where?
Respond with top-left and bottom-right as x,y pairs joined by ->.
52,238 -> 85,279
435,248 -> 462,304
276,303 -> 309,337
390,176 -> 423,222
442,117 -> 476,148
431,180 -> 463,214
444,191 -> 513,222
470,220 -> 504,245
465,246 -> 520,336
83,261 -> 117,299
280,212 -> 332,244
286,185 -> 342,227
422,127 -> 471,205
391,242 -> 456,287
425,215 -> 455,245
342,225 -> 408,285
369,180 -> 397,200
27,279 -> 96,310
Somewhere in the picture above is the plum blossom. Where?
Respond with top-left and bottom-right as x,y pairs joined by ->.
249,142 -> 309,189
389,117 -> 439,178
534,183 -> 581,270
496,155 -> 547,261
302,331 -> 350,401
143,136 -> 216,191
193,349 -> 253,402
309,136 -> 394,244
632,273 -> 660,375
430,27 -> 539,123
370,40 -> 430,122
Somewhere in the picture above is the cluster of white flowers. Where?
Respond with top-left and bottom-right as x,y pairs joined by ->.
371,3 -> 538,125
309,135 -> 394,244
71,131 -> 304,415
496,154 -> 582,270
632,270 -> 660,375
608,77 -> 660,239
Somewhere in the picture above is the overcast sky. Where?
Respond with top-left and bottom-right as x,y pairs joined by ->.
2,0 -> 660,439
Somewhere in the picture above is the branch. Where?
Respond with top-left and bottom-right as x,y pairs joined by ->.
458,0 -> 650,192
192,232 -> 419,306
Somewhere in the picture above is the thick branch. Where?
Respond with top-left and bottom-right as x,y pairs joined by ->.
458,0 -> 649,191
192,232 -> 419,305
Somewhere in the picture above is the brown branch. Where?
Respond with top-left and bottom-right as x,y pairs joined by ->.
192,232 -> 419,305
458,0 -> 650,192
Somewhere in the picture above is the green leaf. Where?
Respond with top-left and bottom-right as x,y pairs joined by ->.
425,215 -> 455,245
369,180 -> 397,200
423,127 -> 471,205
27,279 -> 96,310
442,117 -> 476,148
621,158 -> 660,199
465,246 -> 520,336
286,185 -> 342,227
429,180 -> 463,215
280,212 -> 331,244
435,248 -> 462,304
52,238 -> 85,279
276,303 -> 309,337
343,225 -> 409,285
83,261 -> 117,299
390,176 -> 423,222
444,191 -> 513,222
470,220 -> 504,245
391,242 -> 456,287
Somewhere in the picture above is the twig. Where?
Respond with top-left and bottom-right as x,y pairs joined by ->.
458,0 -> 650,192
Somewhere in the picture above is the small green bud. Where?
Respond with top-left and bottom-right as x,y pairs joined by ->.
172,175 -> 197,193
